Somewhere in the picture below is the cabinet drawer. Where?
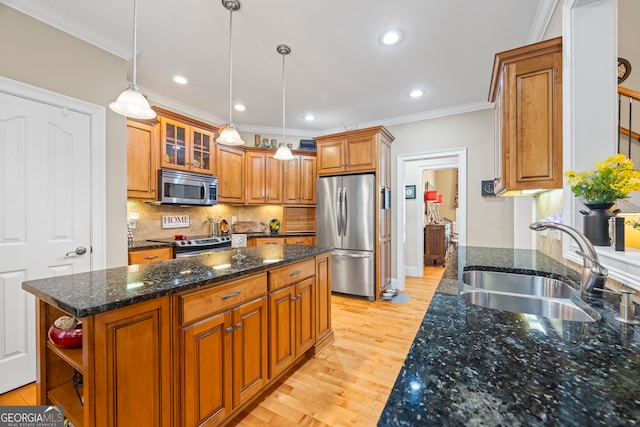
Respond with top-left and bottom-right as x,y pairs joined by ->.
128,247 -> 173,265
179,273 -> 267,325
284,236 -> 315,245
268,259 -> 315,292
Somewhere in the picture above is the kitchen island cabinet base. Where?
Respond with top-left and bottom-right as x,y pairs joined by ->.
32,252 -> 332,427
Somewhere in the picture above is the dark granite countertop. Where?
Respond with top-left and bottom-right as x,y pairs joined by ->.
378,246 -> 640,426
127,240 -> 172,250
23,244 -> 331,318
245,232 -> 316,238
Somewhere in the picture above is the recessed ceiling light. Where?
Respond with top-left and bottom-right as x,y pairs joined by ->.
408,89 -> 425,98
234,104 -> 246,111
173,75 -> 188,85
304,114 -> 315,121
379,29 -> 403,46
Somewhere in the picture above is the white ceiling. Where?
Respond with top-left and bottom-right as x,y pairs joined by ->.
3,0 -> 556,137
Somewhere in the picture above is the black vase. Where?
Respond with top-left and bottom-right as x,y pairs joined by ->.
581,203 -> 615,246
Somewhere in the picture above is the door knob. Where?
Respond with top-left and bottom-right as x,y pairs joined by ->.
65,247 -> 87,257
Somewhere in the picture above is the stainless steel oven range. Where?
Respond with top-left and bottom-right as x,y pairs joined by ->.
147,235 -> 232,258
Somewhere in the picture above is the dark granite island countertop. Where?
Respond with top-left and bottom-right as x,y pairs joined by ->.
378,246 -> 640,427
23,244 -> 332,317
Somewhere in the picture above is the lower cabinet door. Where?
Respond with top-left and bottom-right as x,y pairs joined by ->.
268,286 -> 296,378
295,278 -> 316,355
93,297 -> 171,427
180,311 -> 232,427
232,297 -> 268,408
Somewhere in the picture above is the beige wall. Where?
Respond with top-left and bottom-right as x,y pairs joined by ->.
389,108 -> 515,277
0,5 -> 128,267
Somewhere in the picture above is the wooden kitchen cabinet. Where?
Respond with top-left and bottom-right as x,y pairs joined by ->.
215,143 -> 245,204
488,37 -> 563,196
127,119 -> 158,200
176,274 -> 268,426
285,236 -> 315,245
158,115 -> 215,175
283,154 -> 317,205
128,246 -> 173,265
267,261 -> 315,378
314,252 -> 333,354
245,149 -> 283,205
93,297 -> 172,427
254,237 -> 284,246
35,296 -> 172,427
315,127 -> 393,176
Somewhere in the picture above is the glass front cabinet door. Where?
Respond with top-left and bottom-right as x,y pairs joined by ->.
159,116 -> 215,175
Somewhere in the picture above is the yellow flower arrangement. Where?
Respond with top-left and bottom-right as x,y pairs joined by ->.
564,154 -> 640,204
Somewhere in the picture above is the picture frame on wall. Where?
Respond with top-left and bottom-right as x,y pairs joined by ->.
405,185 -> 416,199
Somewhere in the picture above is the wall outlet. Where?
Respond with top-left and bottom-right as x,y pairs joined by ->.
554,230 -> 562,241
232,216 -> 237,224
129,211 -> 138,220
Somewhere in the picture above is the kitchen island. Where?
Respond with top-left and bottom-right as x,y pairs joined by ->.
23,244 -> 333,427
379,246 -> 640,426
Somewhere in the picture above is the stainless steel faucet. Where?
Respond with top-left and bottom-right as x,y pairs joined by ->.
530,221 -> 608,295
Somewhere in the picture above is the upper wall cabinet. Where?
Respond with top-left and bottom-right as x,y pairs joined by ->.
489,37 -> 563,196
215,143 -> 245,204
245,149 -> 283,205
127,119 -> 158,200
155,108 -> 216,175
314,126 -> 395,176
283,154 -> 316,205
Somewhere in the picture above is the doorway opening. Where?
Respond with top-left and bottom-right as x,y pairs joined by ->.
394,148 -> 467,290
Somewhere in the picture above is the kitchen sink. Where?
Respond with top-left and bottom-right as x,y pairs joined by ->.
461,270 -> 600,323
462,270 -> 575,298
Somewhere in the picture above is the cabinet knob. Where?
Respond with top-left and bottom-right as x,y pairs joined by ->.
235,323 -> 243,329
291,296 -> 297,302
226,327 -> 233,334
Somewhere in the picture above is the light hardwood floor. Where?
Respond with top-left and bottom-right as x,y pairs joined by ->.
0,266 -> 444,426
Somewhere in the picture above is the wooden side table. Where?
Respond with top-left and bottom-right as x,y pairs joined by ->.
424,223 -> 451,266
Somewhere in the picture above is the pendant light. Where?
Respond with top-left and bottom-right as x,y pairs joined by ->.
109,0 -> 156,120
216,0 -> 245,146
273,44 -> 294,160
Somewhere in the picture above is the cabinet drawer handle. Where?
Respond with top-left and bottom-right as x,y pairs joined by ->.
235,323 -> 242,329
144,255 -> 159,260
226,327 -> 233,334
289,270 -> 301,276
267,242 -> 278,245
221,290 -> 242,300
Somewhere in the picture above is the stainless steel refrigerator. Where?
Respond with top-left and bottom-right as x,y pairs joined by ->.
316,174 -> 375,299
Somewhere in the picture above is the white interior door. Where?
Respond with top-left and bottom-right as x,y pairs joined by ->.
0,91 -> 92,393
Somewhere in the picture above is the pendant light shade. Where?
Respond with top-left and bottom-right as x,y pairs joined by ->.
216,0 -> 246,146
109,0 -> 156,120
273,44 -> 294,161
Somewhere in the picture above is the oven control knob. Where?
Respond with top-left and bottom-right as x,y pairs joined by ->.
179,241 -> 186,246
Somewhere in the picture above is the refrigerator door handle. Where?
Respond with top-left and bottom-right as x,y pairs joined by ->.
336,187 -> 343,236
334,253 -> 371,259
342,186 -> 348,237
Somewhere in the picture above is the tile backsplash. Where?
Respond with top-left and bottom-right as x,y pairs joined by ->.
127,201 -> 283,241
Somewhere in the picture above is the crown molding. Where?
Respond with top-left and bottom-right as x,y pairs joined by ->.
528,0 -> 559,43
1,0 -> 130,59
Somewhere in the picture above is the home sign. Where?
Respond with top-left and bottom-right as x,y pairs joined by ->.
162,215 -> 190,229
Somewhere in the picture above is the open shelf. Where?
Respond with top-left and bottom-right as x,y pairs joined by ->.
46,341 -> 83,373
48,380 -> 83,427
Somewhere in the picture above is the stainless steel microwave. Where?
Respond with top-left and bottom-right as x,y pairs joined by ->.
158,169 -> 218,206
